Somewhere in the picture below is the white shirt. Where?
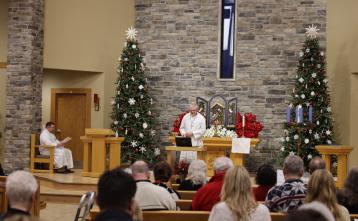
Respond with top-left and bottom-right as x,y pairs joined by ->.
39,129 -> 60,155
135,181 -> 176,211
209,202 -> 271,221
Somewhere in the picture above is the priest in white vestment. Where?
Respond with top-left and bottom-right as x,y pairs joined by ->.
40,122 -> 74,173
179,103 -> 206,162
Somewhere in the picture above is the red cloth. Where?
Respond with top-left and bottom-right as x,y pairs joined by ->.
191,172 -> 225,211
253,185 -> 274,201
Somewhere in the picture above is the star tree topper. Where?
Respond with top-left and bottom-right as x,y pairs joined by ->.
305,25 -> 319,39
126,26 -> 137,40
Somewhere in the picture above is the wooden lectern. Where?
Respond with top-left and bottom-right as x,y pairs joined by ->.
80,128 -> 124,178
315,145 -> 353,188
167,136 -> 259,176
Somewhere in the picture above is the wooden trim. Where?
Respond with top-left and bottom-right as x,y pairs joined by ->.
0,62 -> 6,69
50,88 -> 91,129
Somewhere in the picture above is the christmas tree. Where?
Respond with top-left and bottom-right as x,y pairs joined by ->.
111,27 -> 160,164
281,25 -> 334,167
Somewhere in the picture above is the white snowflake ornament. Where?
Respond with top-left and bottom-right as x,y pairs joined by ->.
148,110 -> 152,115
301,94 -> 306,99
327,107 -> 332,112
139,146 -> 146,153
314,133 -> 320,140
281,147 -> 285,152
131,141 -> 137,147
304,138 -> 309,144
126,84 -> 128,89
128,98 -> 136,105
311,73 -> 317,78
131,77 -> 135,81
151,130 -> 156,136
299,52 -> 304,57
327,140 -> 332,145
132,44 -> 137,49
126,26 -> 138,40
135,113 -> 140,118
139,133 -> 144,138
305,25 -> 319,39
326,130 -> 331,135
139,85 -> 144,90
143,122 -> 148,129
113,121 -> 118,125
299,78 -> 304,83
294,134 -> 299,140
289,151 -> 295,156
154,148 -> 161,156
308,154 -> 312,160
311,91 -> 315,96
285,136 -> 290,142
123,113 -> 127,119
320,51 -> 324,56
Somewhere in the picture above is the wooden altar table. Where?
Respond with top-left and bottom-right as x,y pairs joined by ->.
80,128 -> 124,178
167,136 -> 259,176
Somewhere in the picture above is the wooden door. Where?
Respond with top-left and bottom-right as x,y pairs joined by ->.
51,88 -> 91,168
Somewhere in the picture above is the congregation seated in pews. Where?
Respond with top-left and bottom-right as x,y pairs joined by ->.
91,155 -> 358,221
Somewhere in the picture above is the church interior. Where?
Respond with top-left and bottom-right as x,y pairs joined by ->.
1,0 -> 358,220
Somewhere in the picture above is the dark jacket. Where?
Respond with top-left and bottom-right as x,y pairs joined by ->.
0,208 -> 30,221
178,179 -> 203,191
94,208 -> 133,221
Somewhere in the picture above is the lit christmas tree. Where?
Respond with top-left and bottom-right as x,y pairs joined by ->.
111,27 -> 160,164
281,25 -> 334,167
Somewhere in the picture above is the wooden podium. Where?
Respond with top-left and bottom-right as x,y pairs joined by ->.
167,136 -> 259,176
315,145 -> 353,188
80,128 -> 124,178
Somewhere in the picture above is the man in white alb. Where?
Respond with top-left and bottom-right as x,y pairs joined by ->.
40,122 -> 74,173
179,103 -> 206,162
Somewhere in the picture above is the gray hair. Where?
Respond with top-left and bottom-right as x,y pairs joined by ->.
187,160 -> 207,185
213,157 -> 234,173
131,160 -> 149,174
284,155 -> 304,176
6,171 -> 38,205
309,157 -> 326,174
189,103 -> 199,110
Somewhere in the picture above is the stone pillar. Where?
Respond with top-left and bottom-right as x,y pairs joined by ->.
4,0 -> 44,172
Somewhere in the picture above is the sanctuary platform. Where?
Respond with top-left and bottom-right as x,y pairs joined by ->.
33,170 -> 97,204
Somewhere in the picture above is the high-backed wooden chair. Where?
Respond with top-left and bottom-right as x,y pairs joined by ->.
30,134 -> 55,173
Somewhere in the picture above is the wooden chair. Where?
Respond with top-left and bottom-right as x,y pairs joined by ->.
30,134 -> 55,173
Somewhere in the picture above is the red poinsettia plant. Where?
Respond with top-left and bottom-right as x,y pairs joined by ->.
236,112 -> 263,138
172,111 -> 188,135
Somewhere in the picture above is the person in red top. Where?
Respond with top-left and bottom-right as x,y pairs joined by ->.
253,164 -> 277,201
192,156 -> 233,211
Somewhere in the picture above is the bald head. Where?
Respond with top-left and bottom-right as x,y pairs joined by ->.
131,160 -> 150,180
309,157 -> 326,174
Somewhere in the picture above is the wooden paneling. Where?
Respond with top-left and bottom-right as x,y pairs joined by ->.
51,88 -> 91,167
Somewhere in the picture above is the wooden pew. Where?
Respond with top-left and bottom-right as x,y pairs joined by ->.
143,211 -> 210,221
177,191 -> 196,200
176,200 -> 192,210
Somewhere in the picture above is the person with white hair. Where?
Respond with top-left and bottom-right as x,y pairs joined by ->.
1,171 -> 38,219
192,157 -> 233,211
179,103 -> 206,162
178,160 -> 207,191
265,155 -> 307,212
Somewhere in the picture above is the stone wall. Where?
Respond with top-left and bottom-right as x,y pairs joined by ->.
4,0 -> 44,171
135,0 -> 326,170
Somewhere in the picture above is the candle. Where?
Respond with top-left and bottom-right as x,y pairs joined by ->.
242,115 -> 245,128
287,105 -> 291,123
299,106 -> 304,123
308,106 -> 313,122
295,106 -> 299,123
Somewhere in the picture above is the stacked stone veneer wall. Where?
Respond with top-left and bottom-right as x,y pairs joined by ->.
135,0 -> 326,170
4,0 -> 44,172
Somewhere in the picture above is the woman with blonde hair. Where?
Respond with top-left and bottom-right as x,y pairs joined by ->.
208,166 -> 270,221
306,169 -> 350,221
